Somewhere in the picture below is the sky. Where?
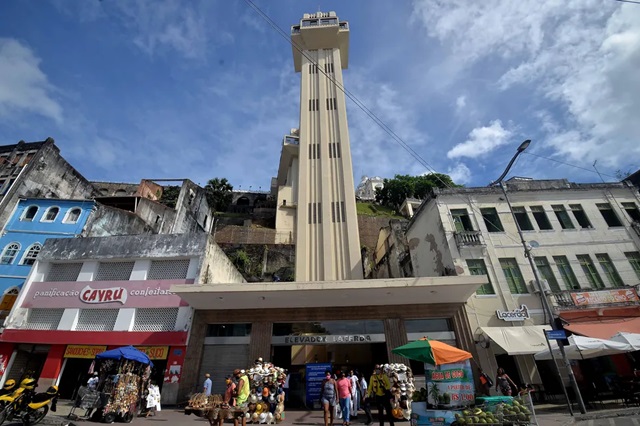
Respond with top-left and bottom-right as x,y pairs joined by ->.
1,0 -> 639,190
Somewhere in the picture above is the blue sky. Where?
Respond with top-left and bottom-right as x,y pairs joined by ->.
1,0 -> 639,190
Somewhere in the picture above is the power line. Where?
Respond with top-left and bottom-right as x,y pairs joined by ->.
615,0 -> 640,4
241,0 -> 527,245
521,152 -> 620,181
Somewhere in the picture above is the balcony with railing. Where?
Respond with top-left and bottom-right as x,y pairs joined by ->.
550,285 -> 640,310
632,220 -> 640,238
454,230 -> 484,248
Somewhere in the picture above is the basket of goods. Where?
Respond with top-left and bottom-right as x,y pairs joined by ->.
452,399 -> 533,425
186,393 -> 224,417
379,363 -> 415,420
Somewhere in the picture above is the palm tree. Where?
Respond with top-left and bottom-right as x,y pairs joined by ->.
205,178 -> 233,212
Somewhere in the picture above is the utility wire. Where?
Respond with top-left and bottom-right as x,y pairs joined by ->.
521,152 -> 620,181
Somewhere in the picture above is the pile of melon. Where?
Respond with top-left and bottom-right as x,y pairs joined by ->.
452,399 -> 531,425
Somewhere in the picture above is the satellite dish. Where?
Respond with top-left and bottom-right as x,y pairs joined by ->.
529,240 -> 540,249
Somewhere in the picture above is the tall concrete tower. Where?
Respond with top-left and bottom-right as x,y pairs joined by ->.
275,11 -> 363,282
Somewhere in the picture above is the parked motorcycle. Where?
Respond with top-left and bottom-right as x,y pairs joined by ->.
0,378 -> 58,426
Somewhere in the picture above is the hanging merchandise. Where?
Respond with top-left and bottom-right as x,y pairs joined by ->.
84,346 -> 153,423
372,363 -> 416,420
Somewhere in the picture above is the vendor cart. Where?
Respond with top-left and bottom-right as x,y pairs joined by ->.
89,346 -> 153,424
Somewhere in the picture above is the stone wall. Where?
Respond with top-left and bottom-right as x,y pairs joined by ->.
82,204 -> 153,237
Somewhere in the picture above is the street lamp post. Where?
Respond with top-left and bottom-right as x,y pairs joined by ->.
490,140 -> 586,414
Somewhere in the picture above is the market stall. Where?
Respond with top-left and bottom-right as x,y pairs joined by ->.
89,346 -> 153,423
393,338 -> 536,426
185,359 -> 286,424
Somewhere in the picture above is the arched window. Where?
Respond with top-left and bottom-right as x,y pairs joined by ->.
42,206 -> 60,222
0,287 -> 20,312
21,206 -> 39,222
0,243 -> 20,265
63,208 -> 82,224
21,243 -> 42,266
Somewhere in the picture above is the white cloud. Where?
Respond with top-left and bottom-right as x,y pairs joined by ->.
412,0 -> 640,169
455,95 -> 466,112
447,162 -> 471,184
0,38 -> 62,123
447,120 -> 512,159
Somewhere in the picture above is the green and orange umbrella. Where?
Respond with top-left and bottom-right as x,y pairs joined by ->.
392,337 -> 472,366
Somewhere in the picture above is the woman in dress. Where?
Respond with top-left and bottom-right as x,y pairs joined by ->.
321,370 -> 339,426
495,368 -> 518,396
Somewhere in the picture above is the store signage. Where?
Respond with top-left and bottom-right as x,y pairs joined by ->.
273,334 -> 384,345
21,279 -> 192,309
496,305 -> 530,321
135,346 -> 169,360
64,345 -> 107,359
425,360 -> 475,408
571,289 -> 638,306
545,330 -> 567,340
306,363 -> 332,408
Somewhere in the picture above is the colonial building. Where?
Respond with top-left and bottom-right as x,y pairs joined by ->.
404,178 -> 640,395
0,139 -> 99,229
0,199 -> 95,318
0,233 -> 244,404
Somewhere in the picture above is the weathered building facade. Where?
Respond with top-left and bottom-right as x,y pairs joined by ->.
0,233 -> 244,404
405,178 -> 640,394
0,139 -> 99,229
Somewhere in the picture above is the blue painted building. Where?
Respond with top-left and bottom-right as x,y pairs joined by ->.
0,199 -> 94,312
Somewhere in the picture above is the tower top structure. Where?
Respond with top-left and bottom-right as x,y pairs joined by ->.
291,11 -> 350,72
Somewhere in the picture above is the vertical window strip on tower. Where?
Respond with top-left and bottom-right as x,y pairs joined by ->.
341,201 -> 346,222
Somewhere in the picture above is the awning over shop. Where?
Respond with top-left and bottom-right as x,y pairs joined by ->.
564,317 -> 640,339
480,326 -> 551,355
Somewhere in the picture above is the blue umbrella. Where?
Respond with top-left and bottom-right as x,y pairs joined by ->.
96,345 -> 154,367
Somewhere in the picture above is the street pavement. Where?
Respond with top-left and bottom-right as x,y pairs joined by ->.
18,400 -> 640,426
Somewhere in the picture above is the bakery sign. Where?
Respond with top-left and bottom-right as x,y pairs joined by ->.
21,280 -> 192,309
496,305 -> 530,322
571,289 -> 639,306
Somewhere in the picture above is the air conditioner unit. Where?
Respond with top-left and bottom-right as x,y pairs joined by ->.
529,279 -> 551,294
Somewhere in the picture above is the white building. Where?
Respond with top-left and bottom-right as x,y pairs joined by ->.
405,178 -> 640,395
356,176 -> 385,201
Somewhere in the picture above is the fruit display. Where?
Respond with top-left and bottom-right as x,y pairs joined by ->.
451,400 -> 533,425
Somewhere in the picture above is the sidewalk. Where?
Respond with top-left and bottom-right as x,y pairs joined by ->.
37,400 -> 640,426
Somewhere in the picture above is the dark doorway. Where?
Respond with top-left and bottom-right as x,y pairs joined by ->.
495,354 -> 521,388
58,358 -> 93,399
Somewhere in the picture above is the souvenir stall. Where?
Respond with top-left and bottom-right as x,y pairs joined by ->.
185,359 -> 287,424
393,338 -> 535,426
90,346 -> 153,424
372,363 -> 416,421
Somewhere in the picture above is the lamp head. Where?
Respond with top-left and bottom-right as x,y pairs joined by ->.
517,140 -> 531,152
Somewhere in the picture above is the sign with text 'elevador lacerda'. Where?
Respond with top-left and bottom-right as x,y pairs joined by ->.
425,360 -> 474,409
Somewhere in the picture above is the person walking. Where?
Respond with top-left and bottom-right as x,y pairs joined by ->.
349,370 -> 359,419
337,371 -> 352,426
233,369 -> 250,426
320,370 -> 339,426
367,365 -> 394,426
495,368 -> 518,396
204,373 -> 213,396
359,372 -> 373,425
144,380 -> 161,417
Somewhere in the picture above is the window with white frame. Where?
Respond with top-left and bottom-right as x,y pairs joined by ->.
24,308 -> 64,330
21,206 -> 38,222
20,243 -> 41,266
63,208 -> 82,224
133,308 -> 179,331
0,242 -> 20,265
41,206 -> 60,222
147,259 -> 190,280
76,309 -> 118,331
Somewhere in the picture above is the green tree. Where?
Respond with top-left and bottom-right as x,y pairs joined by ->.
375,173 -> 459,209
205,177 -> 233,212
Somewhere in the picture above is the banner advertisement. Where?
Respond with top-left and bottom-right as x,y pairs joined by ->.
306,363 -> 332,409
64,345 -> 108,359
425,360 -> 474,409
410,403 -> 456,426
571,289 -> 638,306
